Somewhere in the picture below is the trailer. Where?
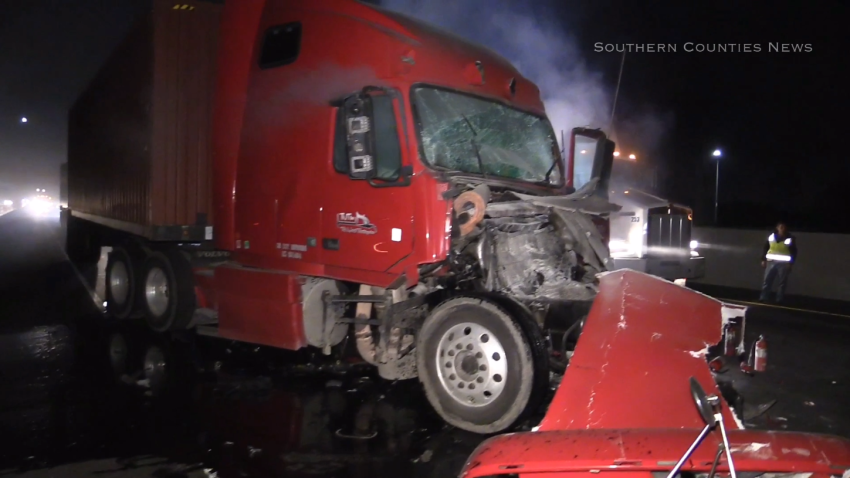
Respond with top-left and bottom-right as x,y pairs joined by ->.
65,0 -> 629,434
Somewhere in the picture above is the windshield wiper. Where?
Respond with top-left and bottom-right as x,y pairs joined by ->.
542,151 -> 560,185
460,114 -> 488,180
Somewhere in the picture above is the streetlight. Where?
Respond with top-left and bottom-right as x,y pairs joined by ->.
712,149 -> 722,224
628,153 -> 637,160
21,117 -> 28,123
613,151 -> 621,157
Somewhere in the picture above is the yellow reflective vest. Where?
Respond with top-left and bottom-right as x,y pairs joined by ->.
766,233 -> 793,262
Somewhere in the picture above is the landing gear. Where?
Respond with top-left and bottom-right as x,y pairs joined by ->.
417,297 -> 536,434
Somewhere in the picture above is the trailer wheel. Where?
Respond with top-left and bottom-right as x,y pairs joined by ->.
417,297 -> 535,434
141,251 -> 195,333
106,247 -> 138,319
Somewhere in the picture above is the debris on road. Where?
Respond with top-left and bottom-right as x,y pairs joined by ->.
413,449 -> 433,463
743,399 -> 777,421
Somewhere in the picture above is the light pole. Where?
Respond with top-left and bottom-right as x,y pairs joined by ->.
712,149 -> 722,224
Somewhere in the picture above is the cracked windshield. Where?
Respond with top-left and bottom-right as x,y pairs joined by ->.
412,87 -> 561,185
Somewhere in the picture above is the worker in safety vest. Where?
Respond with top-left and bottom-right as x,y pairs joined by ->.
759,221 -> 797,303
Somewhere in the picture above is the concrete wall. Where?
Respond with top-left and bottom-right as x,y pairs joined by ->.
691,227 -> 850,301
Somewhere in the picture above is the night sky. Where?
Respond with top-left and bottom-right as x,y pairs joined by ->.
0,0 -> 846,231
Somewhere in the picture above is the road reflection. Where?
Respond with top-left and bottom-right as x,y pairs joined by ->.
0,320 -> 486,478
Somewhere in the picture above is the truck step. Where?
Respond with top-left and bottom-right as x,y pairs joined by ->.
191,308 -> 218,326
195,325 -> 219,338
325,295 -> 386,304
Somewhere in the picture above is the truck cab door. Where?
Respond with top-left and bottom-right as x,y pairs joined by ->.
568,128 -> 616,244
320,87 -> 415,275
568,127 -> 615,200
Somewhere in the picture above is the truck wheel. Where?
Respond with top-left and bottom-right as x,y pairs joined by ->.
417,297 -> 535,434
106,247 -> 138,319
141,251 -> 195,332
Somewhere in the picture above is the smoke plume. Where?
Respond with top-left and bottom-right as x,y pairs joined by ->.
378,0 -> 674,195
377,0 -> 611,147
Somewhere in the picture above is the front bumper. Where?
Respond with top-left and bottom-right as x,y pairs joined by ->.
612,255 -> 705,280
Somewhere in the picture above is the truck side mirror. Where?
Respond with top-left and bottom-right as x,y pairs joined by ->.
569,127 -> 614,198
343,94 -> 376,180
339,87 -> 412,188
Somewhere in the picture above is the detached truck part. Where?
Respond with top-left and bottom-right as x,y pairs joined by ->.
64,0 -> 618,434
607,188 -> 705,281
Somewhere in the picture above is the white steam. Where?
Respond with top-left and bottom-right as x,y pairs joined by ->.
378,0 -> 611,147
378,0 -> 674,194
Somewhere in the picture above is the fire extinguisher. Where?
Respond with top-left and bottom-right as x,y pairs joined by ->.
754,335 -> 768,372
724,323 -> 738,357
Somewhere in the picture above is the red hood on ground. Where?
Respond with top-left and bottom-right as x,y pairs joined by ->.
461,270 -> 850,477
462,428 -> 850,477
540,270 -> 745,432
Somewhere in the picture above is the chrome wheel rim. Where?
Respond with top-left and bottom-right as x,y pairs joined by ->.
109,260 -> 130,305
144,346 -> 166,394
145,267 -> 169,318
435,322 -> 507,407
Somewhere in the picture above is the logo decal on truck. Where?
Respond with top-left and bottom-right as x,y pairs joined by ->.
337,212 -> 377,235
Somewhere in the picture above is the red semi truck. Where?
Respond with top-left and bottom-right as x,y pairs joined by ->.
64,0 -> 619,433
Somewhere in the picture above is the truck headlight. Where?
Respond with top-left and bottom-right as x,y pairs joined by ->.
690,240 -> 699,249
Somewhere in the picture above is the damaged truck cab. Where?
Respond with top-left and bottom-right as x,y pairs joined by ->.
212,0 -> 619,434
66,0 -> 617,434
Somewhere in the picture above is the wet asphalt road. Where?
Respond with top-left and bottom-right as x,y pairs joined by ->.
0,209 -> 848,477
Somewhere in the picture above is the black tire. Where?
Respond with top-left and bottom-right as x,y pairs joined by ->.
416,297 -> 535,434
105,246 -> 139,319
141,250 -> 196,333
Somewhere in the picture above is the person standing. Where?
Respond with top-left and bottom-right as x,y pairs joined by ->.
759,222 -> 797,303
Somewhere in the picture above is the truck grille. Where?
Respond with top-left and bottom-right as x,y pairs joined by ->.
647,208 -> 691,256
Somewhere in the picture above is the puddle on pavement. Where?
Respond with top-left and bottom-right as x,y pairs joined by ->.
0,319 -> 489,478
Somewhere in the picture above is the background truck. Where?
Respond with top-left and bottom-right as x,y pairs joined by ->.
63,0 -> 617,434
607,188 -> 705,281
